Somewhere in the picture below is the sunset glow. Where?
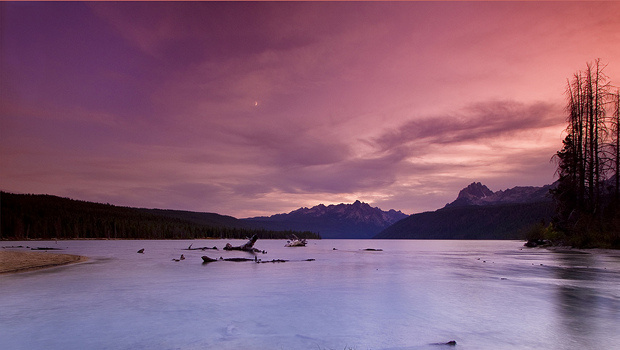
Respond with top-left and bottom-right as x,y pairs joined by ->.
2,1 -> 620,217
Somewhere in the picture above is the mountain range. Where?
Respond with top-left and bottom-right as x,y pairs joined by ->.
244,182 -> 555,240
1,181 -> 556,240
374,182 -> 555,240
243,200 -> 407,239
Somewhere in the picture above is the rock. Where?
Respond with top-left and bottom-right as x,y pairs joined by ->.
524,239 -> 551,248
431,340 -> 457,346
137,249 -> 145,254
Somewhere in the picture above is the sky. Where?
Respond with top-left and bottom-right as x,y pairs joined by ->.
2,1 -> 620,218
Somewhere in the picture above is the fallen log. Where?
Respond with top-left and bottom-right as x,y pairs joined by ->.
201,255 -> 316,264
259,259 -> 288,263
201,256 -> 254,263
185,244 -> 218,251
223,234 -> 264,253
223,257 -> 255,262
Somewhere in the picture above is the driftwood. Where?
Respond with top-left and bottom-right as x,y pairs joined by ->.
185,244 -> 218,251
201,256 -> 254,263
31,247 -> 64,250
223,257 -> 255,262
362,248 -> 383,251
284,234 -> 307,247
257,258 -> 316,264
431,341 -> 456,346
201,255 -> 315,264
223,234 -> 263,253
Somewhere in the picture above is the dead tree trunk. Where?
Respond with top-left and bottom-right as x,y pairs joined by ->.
223,234 -> 260,252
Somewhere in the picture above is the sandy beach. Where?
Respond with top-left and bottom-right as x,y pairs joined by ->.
0,250 -> 88,274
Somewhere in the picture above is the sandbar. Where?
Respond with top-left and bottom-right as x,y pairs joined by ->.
0,251 -> 88,274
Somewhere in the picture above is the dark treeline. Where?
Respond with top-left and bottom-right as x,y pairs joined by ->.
0,192 -> 321,240
552,59 -> 620,248
376,201 -> 555,240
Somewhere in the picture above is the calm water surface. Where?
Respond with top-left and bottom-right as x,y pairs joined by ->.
1,240 -> 619,350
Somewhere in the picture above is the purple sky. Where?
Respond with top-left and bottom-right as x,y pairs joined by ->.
2,1 -> 620,218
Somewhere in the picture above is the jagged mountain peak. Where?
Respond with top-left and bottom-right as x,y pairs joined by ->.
244,201 -> 407,239
446,182 -> 554,208
376,182 -> 557,240
287,201 -> 403,220
460,182 -> 493,199
446,182 -> 493,207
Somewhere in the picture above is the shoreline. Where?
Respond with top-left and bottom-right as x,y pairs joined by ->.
0,251 -> 88,274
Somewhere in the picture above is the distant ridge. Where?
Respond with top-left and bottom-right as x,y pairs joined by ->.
445,182 -> 554,208
375,182 -> 555,240
243,200 -> 407,239
2,182 -> 556,241
0,192 -> 320,240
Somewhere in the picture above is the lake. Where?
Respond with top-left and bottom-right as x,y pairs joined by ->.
1,239 -> 619,350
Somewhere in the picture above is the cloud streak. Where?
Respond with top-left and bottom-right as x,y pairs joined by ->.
374,100 -> 561,153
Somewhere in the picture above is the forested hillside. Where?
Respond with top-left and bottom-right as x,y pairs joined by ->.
0,192 -> 320,240
374,201 -> 555,240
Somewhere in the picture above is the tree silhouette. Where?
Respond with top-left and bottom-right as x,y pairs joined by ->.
553,60 -> 620,247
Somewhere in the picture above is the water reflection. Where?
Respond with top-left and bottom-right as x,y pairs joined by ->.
552,251 -> 615,349
2,240 -> 619,350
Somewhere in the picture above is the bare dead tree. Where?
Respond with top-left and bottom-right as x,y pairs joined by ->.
612,89 -> 620,199
554,60 -> 619,246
